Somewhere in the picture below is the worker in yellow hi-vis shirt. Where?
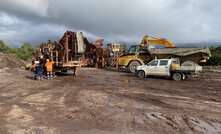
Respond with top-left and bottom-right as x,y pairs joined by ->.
45,59 -> 54,80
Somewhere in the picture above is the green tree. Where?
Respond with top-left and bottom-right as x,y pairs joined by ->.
207,46 -> 221,65
16,42 -> 34,61
0,40 -> 5,50
19,43 -> 33,53
0,40 -> 13,53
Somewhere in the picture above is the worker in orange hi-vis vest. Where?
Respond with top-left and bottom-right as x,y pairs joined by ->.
45,59 -> 54,80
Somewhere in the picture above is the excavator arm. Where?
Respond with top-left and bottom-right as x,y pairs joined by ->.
141,35 -> 175,48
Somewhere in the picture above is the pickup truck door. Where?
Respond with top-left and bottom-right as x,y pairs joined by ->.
146,60 -> 159,75
157,60 -> 170,76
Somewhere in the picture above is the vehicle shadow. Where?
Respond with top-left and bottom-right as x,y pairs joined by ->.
26,76 -> 36,80
55,72 -> 76,77
103,67 -> 131,73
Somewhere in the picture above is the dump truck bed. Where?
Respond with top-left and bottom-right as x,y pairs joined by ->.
149,47 -> 211,57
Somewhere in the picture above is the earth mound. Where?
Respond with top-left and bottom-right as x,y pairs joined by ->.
0,54 -> 25,69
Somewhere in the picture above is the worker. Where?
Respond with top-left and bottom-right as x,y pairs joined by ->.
35,61 -> 43,81
73,67 -> 78,76
32,61 -> 38,79
45,59 -> 54,80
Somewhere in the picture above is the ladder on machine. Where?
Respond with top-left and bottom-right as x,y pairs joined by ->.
50,51 -> 59,66
108,50 -> 123,67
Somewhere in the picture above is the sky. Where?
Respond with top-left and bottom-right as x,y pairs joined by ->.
0,0 -> 221,47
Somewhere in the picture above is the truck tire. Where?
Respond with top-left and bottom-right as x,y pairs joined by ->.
181,61 -> 197,66
129,61 -> 141,73
138,70 -> 145,78
172,73 -> 182,81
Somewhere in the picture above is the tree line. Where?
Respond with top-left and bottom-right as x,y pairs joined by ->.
0,40 -> 38,61
0,39 -> 221,65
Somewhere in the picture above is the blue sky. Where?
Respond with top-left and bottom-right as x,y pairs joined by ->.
0,0 -> 221,47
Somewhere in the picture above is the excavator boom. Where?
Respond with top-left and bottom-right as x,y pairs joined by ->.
141,35 -> 175,48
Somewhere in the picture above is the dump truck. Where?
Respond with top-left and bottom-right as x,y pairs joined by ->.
136,58 -> 202,81
117,35 -> 211,73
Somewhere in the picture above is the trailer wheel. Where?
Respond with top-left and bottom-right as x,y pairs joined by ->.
61,68 -> 68,73
172,73 -> 182,81
129,61 -> 141,73
138,70 -> 145,78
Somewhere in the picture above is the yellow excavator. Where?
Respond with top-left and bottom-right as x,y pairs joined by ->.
140,35 -> 175,48
116,35 -> 211,73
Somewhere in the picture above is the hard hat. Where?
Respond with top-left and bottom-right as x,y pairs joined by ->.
46,59 -> 49,62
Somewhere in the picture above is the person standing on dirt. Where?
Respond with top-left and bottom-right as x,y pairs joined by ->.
35,61 -> 43,81
45,59 -> 54,80
32,61 -> 38,80
73,66 -> 78,76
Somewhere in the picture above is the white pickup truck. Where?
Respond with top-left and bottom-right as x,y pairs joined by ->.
136,59 -> 202,81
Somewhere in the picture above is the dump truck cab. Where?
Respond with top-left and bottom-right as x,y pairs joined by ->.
117,45 -> 151,73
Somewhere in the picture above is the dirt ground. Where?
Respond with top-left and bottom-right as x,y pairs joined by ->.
0,67 -> 221,134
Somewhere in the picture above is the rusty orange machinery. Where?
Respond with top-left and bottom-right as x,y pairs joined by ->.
34,31 -> 106,69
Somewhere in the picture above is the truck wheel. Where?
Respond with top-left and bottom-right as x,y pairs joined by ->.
138,70 -> 145,78
172,73 -> 182,81
181,61 -> 197,66
129,61 -> 141,73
